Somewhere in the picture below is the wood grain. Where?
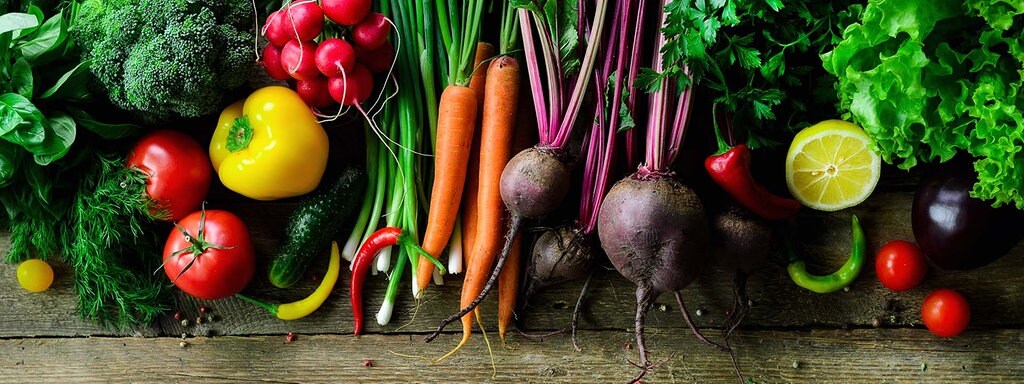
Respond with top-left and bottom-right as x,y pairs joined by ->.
1,329 -> 1020,383
1,192 -> 1022,338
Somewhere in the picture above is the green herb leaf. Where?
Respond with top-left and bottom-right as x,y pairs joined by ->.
11,58 -> 33,98
0,12 -> 39,35
32,111 -> 75,165
66,107 -> 139,140
0,141 -> 21,186
39,60 -> 91,101
17,13 -> 65,63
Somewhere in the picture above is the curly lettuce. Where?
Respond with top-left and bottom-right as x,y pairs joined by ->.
823,0 -> 1024,208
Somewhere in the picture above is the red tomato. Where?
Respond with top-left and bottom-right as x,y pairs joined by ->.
921,288 -> 970,338
126,130 -> 212,222
163,210 -> 255,300
875,240 -> 927,291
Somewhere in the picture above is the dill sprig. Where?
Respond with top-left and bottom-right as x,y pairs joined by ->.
58,153 -> 170,329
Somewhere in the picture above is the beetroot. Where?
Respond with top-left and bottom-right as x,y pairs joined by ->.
597,173 -> 711,382
525,226 -> 593,298
713,205 -> 770,342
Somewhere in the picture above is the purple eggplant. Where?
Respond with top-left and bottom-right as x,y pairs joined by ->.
912,159 -> 1024,270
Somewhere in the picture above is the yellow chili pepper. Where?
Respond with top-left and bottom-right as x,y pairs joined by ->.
210,86 -> 329,200
237,241 -> 341,320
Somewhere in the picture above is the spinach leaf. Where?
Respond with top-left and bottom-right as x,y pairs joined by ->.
67,107 -> 140,139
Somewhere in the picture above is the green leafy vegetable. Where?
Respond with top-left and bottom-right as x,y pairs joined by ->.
642,0 -> 861,147
823,0 -> 1024,208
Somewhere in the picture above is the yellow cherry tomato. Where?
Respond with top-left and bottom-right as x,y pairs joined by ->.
210,86 -> 329,200
17,259 -> 54,293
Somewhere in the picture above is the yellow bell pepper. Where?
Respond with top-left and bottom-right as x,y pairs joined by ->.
210,86 -> 329,200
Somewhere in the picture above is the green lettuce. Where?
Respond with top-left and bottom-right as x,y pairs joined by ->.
823,0 -> 1024,208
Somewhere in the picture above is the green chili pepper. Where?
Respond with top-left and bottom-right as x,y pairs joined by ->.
787,214 -> 866,293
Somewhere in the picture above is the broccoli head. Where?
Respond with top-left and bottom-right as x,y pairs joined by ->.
73,0 -> 254,121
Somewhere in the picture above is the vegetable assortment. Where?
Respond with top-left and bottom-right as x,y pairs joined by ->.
2,0 -> 1023,382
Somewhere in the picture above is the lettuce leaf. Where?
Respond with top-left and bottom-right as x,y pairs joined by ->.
823,0 -> 1024,208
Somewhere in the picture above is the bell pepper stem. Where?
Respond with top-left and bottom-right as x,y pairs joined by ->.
710,103 -> 732,155
236,294 -> 279,316
227,116 -> 255,152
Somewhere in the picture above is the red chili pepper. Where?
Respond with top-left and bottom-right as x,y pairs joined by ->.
351,227 -> 447,335
706,144 -> 801,221
350,227 -> 405,336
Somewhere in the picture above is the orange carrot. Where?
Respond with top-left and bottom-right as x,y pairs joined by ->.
460,42 -> 494,271
416,85 -> 478,295
498,233 -> 522,341
455,55 -> 520,350
498,72 -> 534,341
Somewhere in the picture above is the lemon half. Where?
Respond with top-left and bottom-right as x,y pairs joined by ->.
785,120 -> 881,211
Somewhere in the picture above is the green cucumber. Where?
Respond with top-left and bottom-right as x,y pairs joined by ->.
268,167 -> 365,288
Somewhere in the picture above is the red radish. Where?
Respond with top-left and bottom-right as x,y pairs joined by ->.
280,40 -> 320,81
355,40 -> 394,74
352,13 -> 390,50
322,0 -> 371,26
315,38 -> 357,78
261,45 -> 291,81
296,77 -> 334,108
285,1 -> 325,42
328,64 -> 373,106
263,11 -> 290,47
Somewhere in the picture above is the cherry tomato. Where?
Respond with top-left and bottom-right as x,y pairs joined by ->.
126,130 -> 212,222
163,210 -> 255,300
17,259 -> 54,293
921,288 -> 970,338
875,240 -> 927,291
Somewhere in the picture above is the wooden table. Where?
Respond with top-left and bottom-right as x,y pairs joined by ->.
1,176 -> 1022,383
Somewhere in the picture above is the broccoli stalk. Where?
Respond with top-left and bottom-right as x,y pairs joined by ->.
72,0 -> 253,122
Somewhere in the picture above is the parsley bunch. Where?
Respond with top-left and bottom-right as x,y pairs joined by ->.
639,0 -> 861,148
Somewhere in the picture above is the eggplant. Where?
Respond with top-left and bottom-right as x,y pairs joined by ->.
912,159 -> 1024,270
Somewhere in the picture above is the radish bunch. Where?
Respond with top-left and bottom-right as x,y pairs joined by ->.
260,0 -> 393,110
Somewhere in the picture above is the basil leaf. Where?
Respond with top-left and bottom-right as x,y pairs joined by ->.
0,141 -> 21,187
11,58 -> 33,98
67,107 -> 140,139
0,93 -> 42,137
0,13 -> 39,35
39,60 -> 91,101
31,111 -> 74,165
0,98 -> 26,136
17,13 -> 63,62
24,156 -> 52,204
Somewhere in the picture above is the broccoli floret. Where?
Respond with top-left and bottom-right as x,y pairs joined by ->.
72,0 -> 253,122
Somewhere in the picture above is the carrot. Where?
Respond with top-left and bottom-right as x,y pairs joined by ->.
498,74 -> 534,342
416,85 -> 478,295
460,42 -> 494,272
498,233 -> 522,342
433,56 -> 519,357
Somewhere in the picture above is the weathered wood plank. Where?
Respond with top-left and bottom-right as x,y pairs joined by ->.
1,191 -> 1022,337
1,328 -> 1020,383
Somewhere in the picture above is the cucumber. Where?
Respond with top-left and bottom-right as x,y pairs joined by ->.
268,167 -> 365,288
